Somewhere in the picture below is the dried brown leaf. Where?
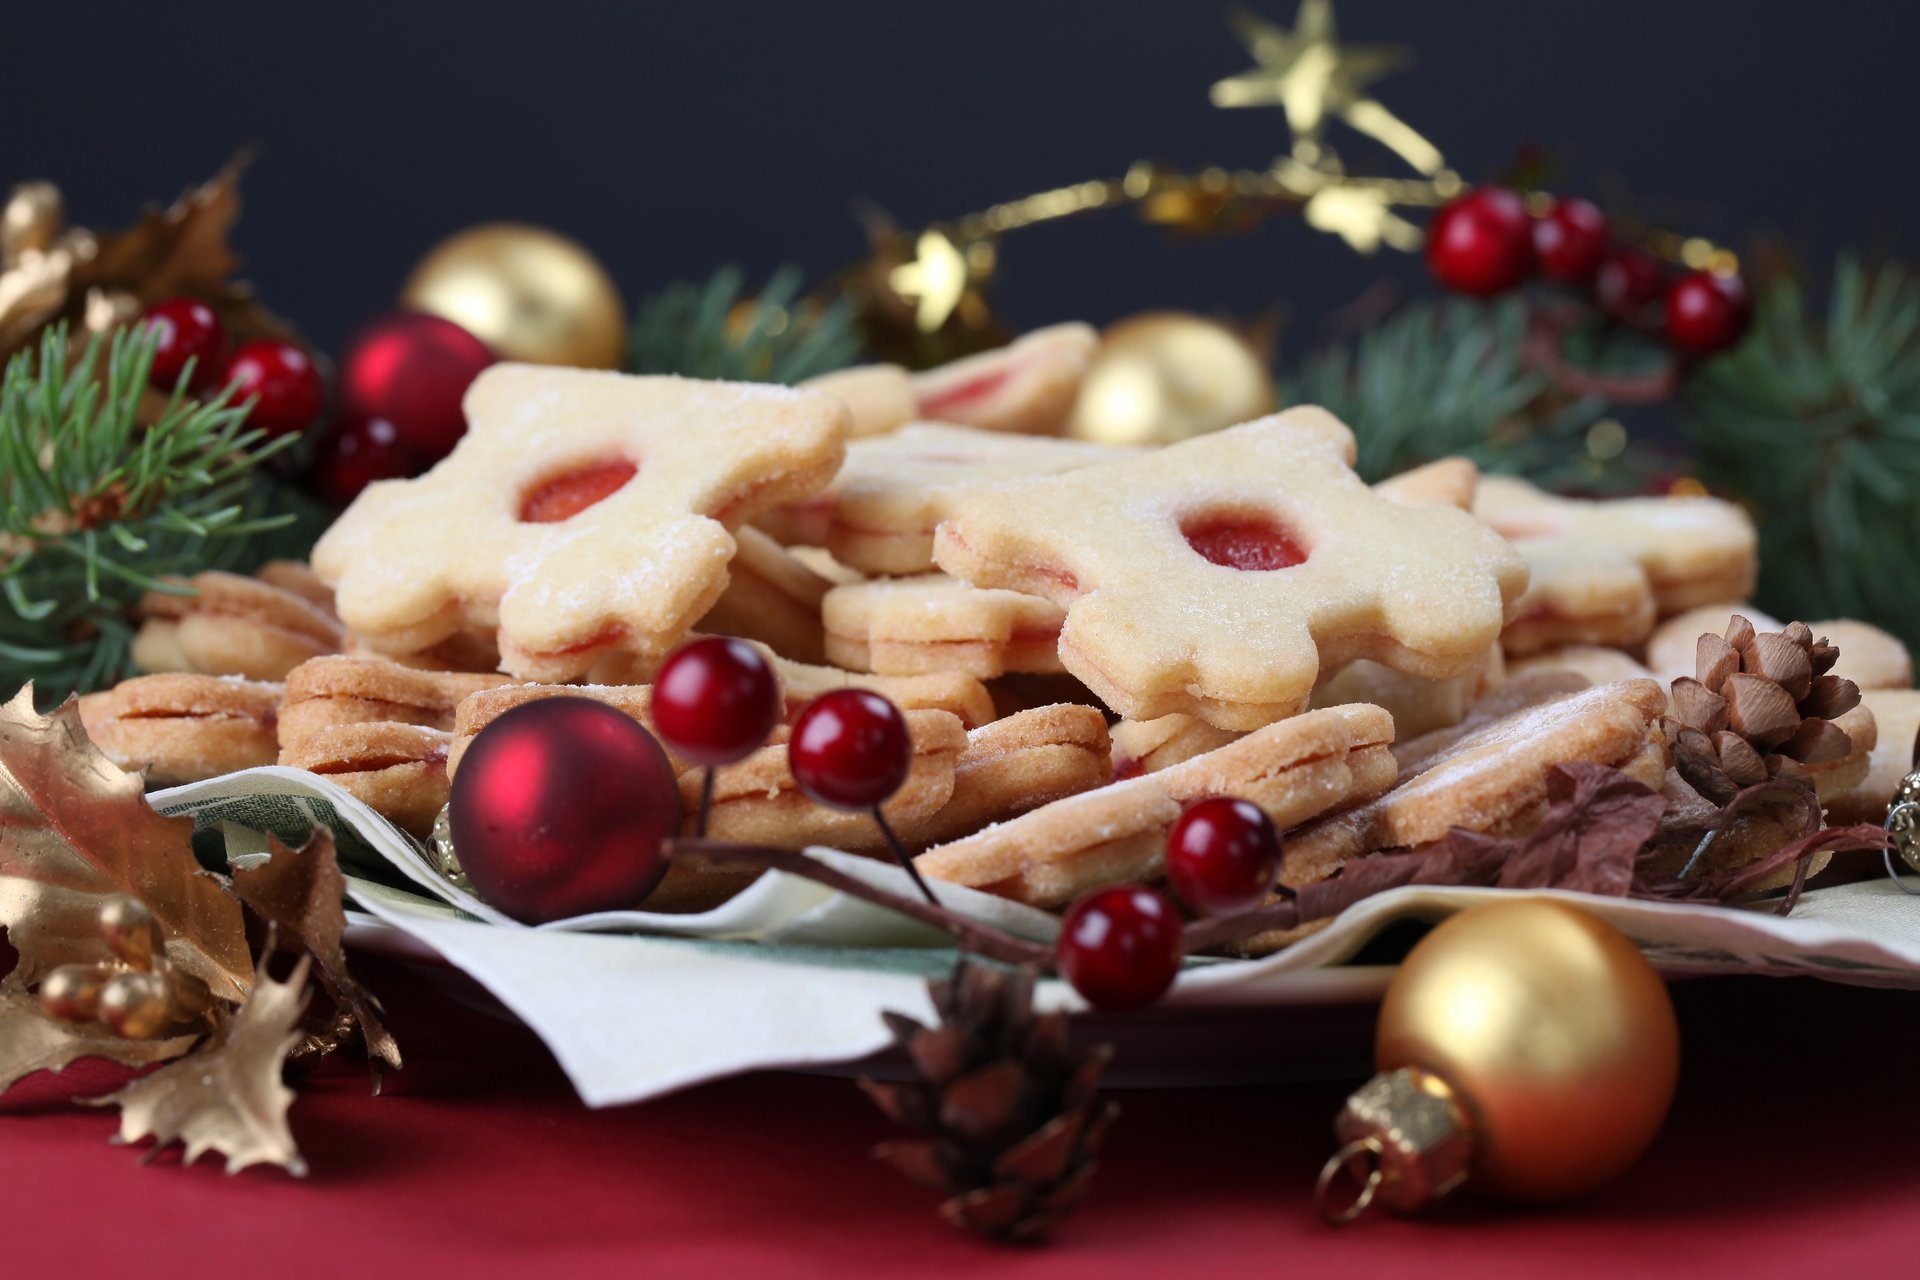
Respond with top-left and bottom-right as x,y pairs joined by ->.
0,983 -> 198,1093
0,687 -> 251,1002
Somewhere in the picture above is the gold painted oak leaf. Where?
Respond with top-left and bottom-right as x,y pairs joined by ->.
230,829 -> 401,1075
0,686 -> 252,1003
0,982 -> 199,1093
94,954 -> 311,1176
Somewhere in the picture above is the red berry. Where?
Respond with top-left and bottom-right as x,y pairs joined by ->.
312,415 -> 415,506
1427,186 -> 1534,296
1594,245 -> 1667,321
1166,797 -> 1281,915
1532,197 -> 1609,283
652,637 -> 782,767
788,689 -> 912,810
1664,270 -> 1751,355
1057,885 -> 1183,1011
140,297 -> 227,392
223,339 -> 325,437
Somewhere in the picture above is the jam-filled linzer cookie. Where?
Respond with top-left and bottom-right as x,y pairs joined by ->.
78,674 -> 284,784
132,568 -> 346,681
932,408 -> 1529,731
908,322 -> 1098,436
312,364 -> 850,682
821,572 -> 1066,678
277,655 -> 513,751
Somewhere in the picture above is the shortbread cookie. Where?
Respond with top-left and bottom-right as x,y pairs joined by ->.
255,560 -> 338,614
1276,679 -> 1670,890
695,526 -> 833,665
279,721 -> 451,837
1646,603 -> 1785,683
312,364 -> 849,682
1386,669 -> 1593,779
78,674 -> 283,784
904,705 -> 1113,848
1499,545 -> 1658,655
800,364 -> 916,438
1810,620 -> 1913,690
1109,714 -> 1243,779
1508,645 -> 1657,689
786,546 -> 864,586
133,570 -> 346,681
933,408 -> 1529,730
1374,457 -> 1479,511
1828,690 -> 1920,824
1473,474 -> 1757,615
910,323 -> 1097,435
278,656 -> 513,752
1312,645 -> 1506,741
917,704 -> 1397,908
822,573 -> 1066,678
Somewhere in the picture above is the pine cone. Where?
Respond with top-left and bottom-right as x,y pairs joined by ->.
1666,615 -> 1861,805
860,962 -> 1118,1242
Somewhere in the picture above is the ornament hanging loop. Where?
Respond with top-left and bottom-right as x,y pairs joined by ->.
1314,1136 -> 1386,1226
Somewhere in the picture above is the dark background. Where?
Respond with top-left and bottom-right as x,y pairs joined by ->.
8,1 -> 1916,356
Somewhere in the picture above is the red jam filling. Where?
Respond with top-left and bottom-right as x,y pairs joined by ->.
519,461 -> 639,523
918,366 -> 1012,415
1181,515 -> 1308,571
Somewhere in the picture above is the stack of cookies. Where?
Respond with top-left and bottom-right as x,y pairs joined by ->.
77,323 -> 1919,946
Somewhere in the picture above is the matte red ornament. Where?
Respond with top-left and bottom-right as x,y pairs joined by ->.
1532,197 -> 1609,284
1664,270 -> 1751,355
312,415 -> 414,506
653,637 -> 782,767
789,689 -> 913,810
1594,245 -> 1668,322
223,339 -> 325,437
1165,796 -> 1281,915
448,697 -> 680,923
1057,885 -> 1183,1011
336,312 -> 496,466
139,297 -> 227,392
1426,187 -> 1534,297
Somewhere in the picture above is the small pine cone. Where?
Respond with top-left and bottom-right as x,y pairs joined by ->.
861,962 -> 1119,1242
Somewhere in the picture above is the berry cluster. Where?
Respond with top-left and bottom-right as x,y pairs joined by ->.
139,297 -> 326,436
1426,187 -> 1751,356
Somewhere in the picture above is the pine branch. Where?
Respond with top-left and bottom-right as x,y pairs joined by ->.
0,324 -> 304,702
627,265 -> 862,383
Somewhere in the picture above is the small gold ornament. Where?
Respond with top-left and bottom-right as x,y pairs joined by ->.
1067,312 -> 1276,445
401,223 -> 627,370
1318,899 -> 1678,1222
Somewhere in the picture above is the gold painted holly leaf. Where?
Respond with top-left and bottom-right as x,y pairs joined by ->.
0,982 -> 199,1093
231,829 -> 401,1075
95,955 -> 310,1176
79,158 -> 246,308
0,686 -> 252,1003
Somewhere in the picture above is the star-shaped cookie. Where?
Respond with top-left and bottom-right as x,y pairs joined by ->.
932,407 -> 1530,730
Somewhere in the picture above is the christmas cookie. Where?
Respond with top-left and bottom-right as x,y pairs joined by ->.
253,560 -> 338,613
345,629 -> 505,675
910,323 -> 1098,435
1809,619 -> 1913,690
312,364 -> 850,682
279,721 -> 451,837
1499,545 -> 1658,655
1109,714 -> 1242,779
822,573 -> 1066,678
133,569 -> 346,681
800,364 -> 916,438
915,703 -> 1396,908
1473,474 -> 1758,615
1373,456 -> 1479,511
277,656 -> 512,752
1508,645 -> 1657,689
695,527 -> 834,666
932,409 -> 1530,730
1646,603 -> 1784,683
1312,645 -> 1506,741
905,704 -> 1114,848
77,674 -> 283,784
1827,689 -> 1920,824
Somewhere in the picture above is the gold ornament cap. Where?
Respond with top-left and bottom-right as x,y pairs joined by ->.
1318,1066 -> 1473,1223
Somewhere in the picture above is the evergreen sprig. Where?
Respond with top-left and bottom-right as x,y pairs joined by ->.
0,325 -> 300,700
627,265 -> 861,384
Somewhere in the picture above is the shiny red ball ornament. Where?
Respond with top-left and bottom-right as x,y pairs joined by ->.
223,339 -> 325,437
1426,186 -> 1534,297
789,689 -> 912,810
1664,270 -> 1751,355
1057,885 -> 1184,1011
140,297 -> 227,392
1593,245 -> 1668,322
448,697 -> 681,923
312,415 -> 414,506
1531,197 -> 1609,284
1165,796 -> 1281,915
653,637 -> 782,767
336,312 -> 496,466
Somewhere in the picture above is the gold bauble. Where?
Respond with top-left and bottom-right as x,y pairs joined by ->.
1067,311 -> 1275,445
400,223 -> 626,370
1376,899 -> 1678,1203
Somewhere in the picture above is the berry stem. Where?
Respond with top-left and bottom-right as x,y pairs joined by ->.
872,806 -> 940,906
696,766 -> 716,839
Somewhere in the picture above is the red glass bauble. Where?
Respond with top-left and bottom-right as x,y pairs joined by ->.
1664,270 -> 1751,355
140,297 -> 227,392
223,339 -> 325,437
337,312 -> 496,466
653,637 -> 782,767
312,415 -> 414,506
1594,246 -> 1668,322
1427,187 -> 1534,297
1532,197 -> 1609,283
1057,885 -> 1183,1011
1165,796 -> 1281,915
789,689 -> 912,810
448,698 -> 680,923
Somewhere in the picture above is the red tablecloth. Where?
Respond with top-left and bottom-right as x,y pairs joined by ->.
5,965 -> 1918,1277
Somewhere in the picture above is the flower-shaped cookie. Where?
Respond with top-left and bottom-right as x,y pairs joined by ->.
312,365 -> 849,681
932,408 -> 1530,730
